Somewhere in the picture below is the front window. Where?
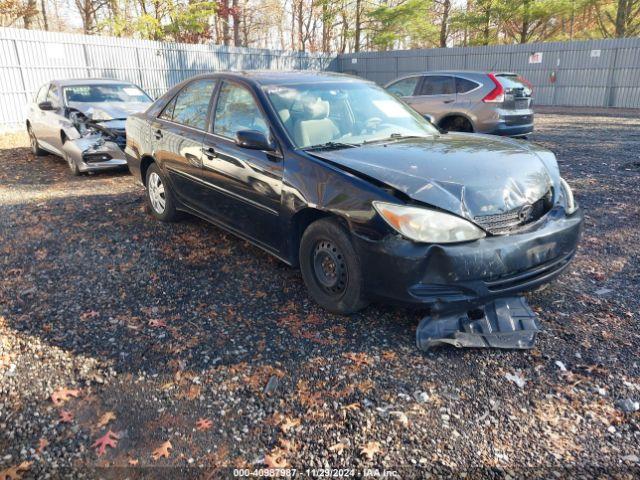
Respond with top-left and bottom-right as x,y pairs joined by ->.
213,82 -> 269,139
63,84 -> 152,105
265,82 -> 438,149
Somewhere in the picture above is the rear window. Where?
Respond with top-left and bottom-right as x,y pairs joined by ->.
496,74 -> 532,94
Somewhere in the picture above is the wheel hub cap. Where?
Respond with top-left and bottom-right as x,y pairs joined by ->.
313,240 -> 347,295
148,172 -> 166,214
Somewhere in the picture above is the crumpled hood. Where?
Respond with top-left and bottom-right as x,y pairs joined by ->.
67,101 -> 150,122
311,133 -> 559,220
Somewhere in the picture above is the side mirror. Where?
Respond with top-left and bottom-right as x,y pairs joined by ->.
236,130 -> 275,151
38,101 -> 56,111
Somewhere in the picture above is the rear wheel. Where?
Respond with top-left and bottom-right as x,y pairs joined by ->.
145,163 -> 179,222
299,218 -> 368,314
440,116 -> 474,133
28,125 -> 46,156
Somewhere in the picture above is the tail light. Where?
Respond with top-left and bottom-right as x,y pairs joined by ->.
482,73 -> 504,103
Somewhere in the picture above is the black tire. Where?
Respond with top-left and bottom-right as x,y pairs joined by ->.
299,218 -> 368,314
63,150 -> 81,176
27,125 -> 47,156
441,116 -> 473,133
145,162 -> 179,222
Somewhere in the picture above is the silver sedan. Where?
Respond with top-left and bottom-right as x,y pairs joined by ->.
26,78 -> 152,175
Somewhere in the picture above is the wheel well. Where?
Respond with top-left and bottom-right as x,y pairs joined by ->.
439,115 -> 474,132
140,155 -> 155,185
60,130 -> 67,144
26,120 -> 31,129
289,208 -> 349,266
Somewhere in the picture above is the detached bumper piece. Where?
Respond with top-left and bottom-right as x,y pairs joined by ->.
416,296 -> 540,350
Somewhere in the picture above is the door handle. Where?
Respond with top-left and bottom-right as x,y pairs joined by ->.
443,99 -> 454,104
202,146 -> 216,159
154,129 -> 163,140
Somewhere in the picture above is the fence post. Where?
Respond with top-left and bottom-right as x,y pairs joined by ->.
82,43 -> 91,77
606,47 -> 619,108
135,47 -> 144,90
12,39 -> 29,104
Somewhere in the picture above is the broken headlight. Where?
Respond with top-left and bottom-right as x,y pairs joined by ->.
559,177 -> 578,214
373,201 -> 486,244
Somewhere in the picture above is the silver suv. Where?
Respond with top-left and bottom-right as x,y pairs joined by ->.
385,71 -> 533,137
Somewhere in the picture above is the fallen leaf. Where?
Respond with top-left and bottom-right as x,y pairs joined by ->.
151,441 -> 172,460
280,417 -> 300,433
342,402 -> 360,411
37,437 -> 49,453
96,411 -> 117,428
128,458 -> 139,466
360,441 -> 381,460
148,319 -> 167,328
80,310 -> 99,320
59,410 -> 74,423
91,430 -> 119,457
264,448 -> 288,468
0,461 -> 32,480
50,387 -> 80,406
196,418 -> 213,431
329,442 -> 346,455
343,352 -> 373,368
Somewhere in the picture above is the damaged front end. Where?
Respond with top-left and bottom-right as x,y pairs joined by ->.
62,108 -> 128,172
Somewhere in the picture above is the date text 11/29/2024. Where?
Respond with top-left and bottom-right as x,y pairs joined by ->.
232,468 -> 399,477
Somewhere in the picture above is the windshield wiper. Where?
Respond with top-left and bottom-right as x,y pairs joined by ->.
303,141 -> 360,151
363,134 -> 428,145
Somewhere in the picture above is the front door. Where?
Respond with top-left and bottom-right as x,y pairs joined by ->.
199,81 -> 283,251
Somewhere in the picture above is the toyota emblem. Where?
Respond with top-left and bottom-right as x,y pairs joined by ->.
518,204 -> 534,221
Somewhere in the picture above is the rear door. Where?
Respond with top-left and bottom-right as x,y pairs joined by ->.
151,78 -> 217,206
407,75 -> 456,119
198,80 -> 283,251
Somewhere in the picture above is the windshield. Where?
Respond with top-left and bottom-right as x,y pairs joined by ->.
496,74 -> 532,95
63,84 -> 152,104
264,81 -> 438,149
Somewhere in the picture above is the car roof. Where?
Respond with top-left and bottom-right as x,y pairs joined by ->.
417,70 -> 518,76
185,70 -> 369,87
49,78 -> 137,87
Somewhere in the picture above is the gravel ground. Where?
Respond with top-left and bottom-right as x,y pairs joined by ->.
1,112 -> 639,479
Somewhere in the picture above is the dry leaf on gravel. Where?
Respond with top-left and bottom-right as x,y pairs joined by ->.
59,410 -> 74,423
128,458 -> 139,466
80,310 -> 99,320
50,388 -> 80,406
91,430 -> 119,457
96,411 -> 116,428
148,319 -> 167,328
328,442 -> 346,455
264,448 -> 288,468
0,461 -> 32,480
196,418 -> 213,431
343,352 -> 373,368
280,417 -> 300,433
360,441 -> 381,460
151,441 -> 172,460
37,437 -> 49,453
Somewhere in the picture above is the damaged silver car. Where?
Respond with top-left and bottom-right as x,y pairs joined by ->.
26,79 -> 152,175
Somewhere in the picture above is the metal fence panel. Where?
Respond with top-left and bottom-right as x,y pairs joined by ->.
341,37 -> 640,109
0,27 -> 335,131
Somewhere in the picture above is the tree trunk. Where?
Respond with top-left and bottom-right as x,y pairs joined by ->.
41,0 -> 49,30
520,0 -> 531,43
232,0 -> 241,46
615,0 -> 627,37
439,0 -> 451,47
221,0 -> 230,45
354,0 -> 361,52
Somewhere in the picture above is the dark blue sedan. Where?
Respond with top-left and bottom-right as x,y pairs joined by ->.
125,71 -> 582,315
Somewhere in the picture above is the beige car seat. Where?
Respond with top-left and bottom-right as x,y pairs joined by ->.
293,99 -> 339,147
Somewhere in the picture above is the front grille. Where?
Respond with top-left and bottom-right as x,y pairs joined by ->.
474,190 -> 552,235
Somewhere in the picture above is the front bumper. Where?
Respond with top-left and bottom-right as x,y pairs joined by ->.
63,136 -> 128,173
354,207 -> 583,311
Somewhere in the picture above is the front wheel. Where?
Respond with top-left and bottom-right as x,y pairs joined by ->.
28,126 -> 47,156
145,163 -> 179,222
299,218 -> 368,315
64,150 -> 81,176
